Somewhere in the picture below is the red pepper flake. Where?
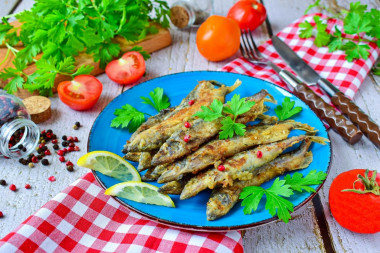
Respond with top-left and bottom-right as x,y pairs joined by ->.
256,150 -> 263,158
9,184 -> 16,191
44,150 -> 51,156
48,176 -> 56,182
0,211 -> 3,218
188,99 -> 195,106
25,184 -> 31,189
183,135 -> 191,143
59,156 -> 65,162
218,165 -> 225,171
184,122 -> 191,128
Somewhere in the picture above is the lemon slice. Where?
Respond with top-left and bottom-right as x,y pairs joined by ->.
105,181 -> 175,208
77,151 -> 141,182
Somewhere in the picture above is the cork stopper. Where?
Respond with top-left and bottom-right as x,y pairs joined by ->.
170,6 -> 190,28
23,96 -> 52,123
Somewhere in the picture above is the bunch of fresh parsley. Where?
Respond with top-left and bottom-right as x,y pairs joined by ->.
193,94 -> 256,139
275,97 -> 303,121
240,170 -> 327,223
0,0 -> 170,95
299,1 -> 379,74
111,87 -> 170,132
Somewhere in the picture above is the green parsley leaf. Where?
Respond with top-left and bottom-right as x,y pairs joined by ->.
128,46 -> 151,60
4,75 -> 25,94
341,41 -> 370,62
327,26 -> 343,52
140,87 -> 170,112
111,104 -> 145,132
223,94 -> 256,118
275,97 -> 303,120
299,20 -> 314,38
313,16 -> 331,47
219,117 -> 246,140
72,65 -> 94,77
285,170 -> 327,193
304,0 -> 320,15
193,99 -> 224,122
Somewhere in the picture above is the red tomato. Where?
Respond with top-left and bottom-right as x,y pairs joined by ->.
227,0 -> 267,30
329,169 -> 380,234
57,75 -> 103,111
196,15 -> 241,62
105,51 -> 146,85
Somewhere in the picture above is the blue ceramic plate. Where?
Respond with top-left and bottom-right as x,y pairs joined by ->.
88,71 -> 331,231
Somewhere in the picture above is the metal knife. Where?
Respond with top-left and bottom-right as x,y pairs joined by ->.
272,35 -> 380,149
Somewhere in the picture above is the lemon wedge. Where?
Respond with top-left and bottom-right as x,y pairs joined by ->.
77,151 -> 141,182
105,181 -> 175,207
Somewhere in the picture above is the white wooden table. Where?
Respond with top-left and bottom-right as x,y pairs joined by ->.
1,0 -> 379,252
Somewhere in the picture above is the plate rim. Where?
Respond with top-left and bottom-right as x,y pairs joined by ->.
88,70 -> 332,232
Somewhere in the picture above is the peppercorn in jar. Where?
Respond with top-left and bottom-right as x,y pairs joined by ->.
0,90 -> 40,159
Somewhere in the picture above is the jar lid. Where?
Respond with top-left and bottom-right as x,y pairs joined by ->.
170,6 -> 190,28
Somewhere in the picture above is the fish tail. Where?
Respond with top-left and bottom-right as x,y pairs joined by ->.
307,136 -> 330,145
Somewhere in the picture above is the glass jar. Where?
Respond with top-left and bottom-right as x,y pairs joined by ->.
0,90 -> 40,159
170,0 -> 213,28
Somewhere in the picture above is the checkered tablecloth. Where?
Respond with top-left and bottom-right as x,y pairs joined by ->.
0,13 -> 378,253
222,13 -> 379,103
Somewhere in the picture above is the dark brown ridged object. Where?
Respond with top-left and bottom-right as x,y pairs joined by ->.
292,82 -> 363,144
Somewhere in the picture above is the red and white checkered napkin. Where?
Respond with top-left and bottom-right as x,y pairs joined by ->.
0,173 -> 243,253
222,13 -> 379,103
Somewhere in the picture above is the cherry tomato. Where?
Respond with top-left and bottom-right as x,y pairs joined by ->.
57,75 -> 103,111
227,0 -> 267,30
329,169 -> 380,234
105,51 -> 146,85
196,15 -> 241,62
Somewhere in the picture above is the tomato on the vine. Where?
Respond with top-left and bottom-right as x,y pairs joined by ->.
105,51 -> 146,85
196,15 -> 241,62
227,0 -> 267,31
329,169 -> 380,234
57,75 -> 103,111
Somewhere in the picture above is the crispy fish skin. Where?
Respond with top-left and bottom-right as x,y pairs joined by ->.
137,150 -> 157,171
127,80 -> 241,152
158,180 -> 187,195
206,139 -> 313,221
122,152 -> 141,162
158,120 -> 317,183
151,90 -> 275,166
180,135 -> 328,199
141,167 -> 156,181
141,164 -> 169,181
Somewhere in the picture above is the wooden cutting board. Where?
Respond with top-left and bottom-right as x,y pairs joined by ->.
0,21 -> 172,98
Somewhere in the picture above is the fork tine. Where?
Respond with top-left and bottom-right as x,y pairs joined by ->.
240,29 -> 250,59
247,29 -> 262,58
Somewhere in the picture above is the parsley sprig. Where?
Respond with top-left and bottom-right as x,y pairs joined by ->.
111,87 -> 170,132
299,1 -> 379,73
240,170 -> 327,223
193,94 -> 255,139
275,97 -> 303,121
0,0 -> 170,95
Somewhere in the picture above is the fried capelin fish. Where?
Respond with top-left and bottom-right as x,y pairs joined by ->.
158,120 -> 317,183
151,90 -> 275,166
180,135 -> 329,200
127,80 -> 241,152
206,139 -> 313,221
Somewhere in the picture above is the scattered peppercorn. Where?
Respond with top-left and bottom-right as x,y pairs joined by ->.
67,165 -> 74,172
183,135 -> 191,143
73,137 -> 78,142
184,122 -> 191,128
68,146 -> 74,152
18,144 -> 23,149
57,150 -> 64,156
0,179 -> 6,186
44,150 -> 51,156
48,176 -> 56,182
53,144 -> 59,150
188,99 -> 195,105
74,146 -> 80,151
42,146 -> 48,151
9,184 -> 16,191
62,141 -> 68,147
68,142 -> 75,148
25,184 -> 31,189
28,162 -> 34,168
59,156 -> 65,162
75,122 -> 81,127
22,147 -> 26,152
218,165 -> 225,171
41,159 -> 49,166
0,211 -> 3,218
52,139 -> 58,144
256,150 -> 263,158
66,161 -> 73,166
62,135 -> 67,141
73,125 -> 79,130
31,156 -> 38,163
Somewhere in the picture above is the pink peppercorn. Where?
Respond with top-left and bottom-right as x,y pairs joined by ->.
52,139 -> 58,144
74,146 -> 80,151
184,122 -> 191,128
25,184 -> 31,189
44,150 -> 51,155
68,147 -> 74,152
57,150 -> 64,156
73,137 -> 79,142
48,176 -> 56,182
183,135 -> 191,143
31,156 -> 38,163
256,150 -> 263,158
9,184 -> 16,191
218,165 -> 225,171
59,156 -> 65,162
188,100 -> 195,106
39,143 -> 45,149
66,161 -> 73,166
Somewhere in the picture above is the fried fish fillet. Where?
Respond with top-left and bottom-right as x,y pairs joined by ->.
206,139 -> 313,220
151,90 -> 275,166
180,135 -> 328,199
127,80 -> 241,152
158,120 -> 317,183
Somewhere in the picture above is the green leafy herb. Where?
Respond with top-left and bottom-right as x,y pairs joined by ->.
275,97 -> 303,120
110,105 -> 146,132
193,94 -> 255,139
111,86 -> 170,132
300,1 -> 379,76
240,170 -> 327,223
0,0 -> 170,95
141,87 -> 170,112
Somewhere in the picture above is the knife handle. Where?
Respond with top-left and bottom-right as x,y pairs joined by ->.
292,82 -> 363,144
331,92 -> 380,149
